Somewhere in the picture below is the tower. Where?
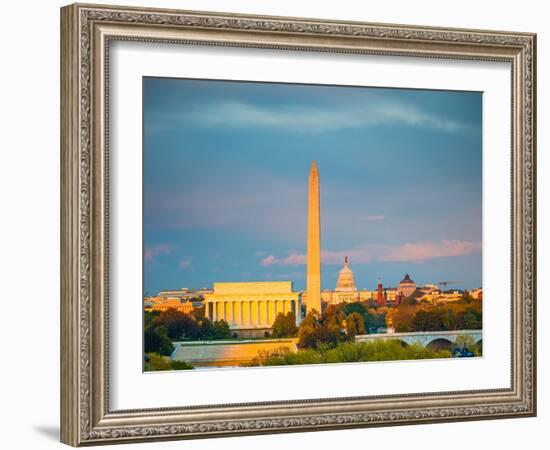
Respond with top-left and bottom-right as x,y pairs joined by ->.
377,277 -> 385,306
306,160 -> 321,313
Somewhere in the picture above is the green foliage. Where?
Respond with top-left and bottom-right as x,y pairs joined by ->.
297,324 -> 316,349
454,334 -> 482,356
363,311 -> 386,333
297,317 -> 343,350
345,312 -> 366,337
170,359 -> 194,370
412,310 -> 447,331
144,352 -> 171,371
242,340 -> 452,367
296,302 -> 388,349
144,326 -> 174,356
211,319 -> 231,339
271,312 -> 298,338
338,301 -> 384,334
144,310 -> 160,329
198,317 -> 214,339
153,308 -> 200,340
340,302 -> 366,316
326,341 -> 371,363
145,308 -> 235,341
144,353 -> 194,371
411,306 -> 482,332
459,309 -> 482,329
388,300 -> 482,333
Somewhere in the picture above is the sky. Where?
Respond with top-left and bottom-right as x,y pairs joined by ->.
143,77 -> 482,295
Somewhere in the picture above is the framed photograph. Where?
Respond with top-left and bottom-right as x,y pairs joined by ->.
60,3 -> 536,446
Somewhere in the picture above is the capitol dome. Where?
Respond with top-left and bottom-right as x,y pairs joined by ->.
335,257 -> 358,292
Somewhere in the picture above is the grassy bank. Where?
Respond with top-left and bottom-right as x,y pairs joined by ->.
240,339 -> 452,367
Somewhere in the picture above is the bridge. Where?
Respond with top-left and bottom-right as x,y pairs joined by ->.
355,330 -> 482,349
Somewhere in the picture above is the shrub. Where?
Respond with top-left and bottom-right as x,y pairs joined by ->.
170,360 -> 194,370
242,339 -> 451,367
144,353 -> 194,371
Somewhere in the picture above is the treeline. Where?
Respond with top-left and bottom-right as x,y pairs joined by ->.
292,296 -> 482,350
296,302 -> 386,350
387,297 -> 482,332
144,308 -> 232,357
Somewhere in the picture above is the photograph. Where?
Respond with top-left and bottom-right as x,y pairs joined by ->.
55,2 -> 536,446
142,77 -> 484,371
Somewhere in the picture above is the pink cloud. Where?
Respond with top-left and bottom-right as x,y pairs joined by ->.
144,244 -> 171,262
261,253 -> 306,266
259,240 -> 481,266
379,240 -> 482,263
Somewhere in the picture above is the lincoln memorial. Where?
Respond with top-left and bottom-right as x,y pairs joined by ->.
203,281 -> 301,337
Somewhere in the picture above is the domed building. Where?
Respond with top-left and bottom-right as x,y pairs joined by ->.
303,257 -> 385,307
335,256 -> 358,292
319,257 -> 364,304
398,273 -> 417,298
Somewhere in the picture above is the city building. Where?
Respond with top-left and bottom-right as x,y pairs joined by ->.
203,281 -> 301,338
397,273 -> 417,298
154,288 -> 212,308
470,288 -> 483,300
301,258 -> 407,307
144,299 -> 195,314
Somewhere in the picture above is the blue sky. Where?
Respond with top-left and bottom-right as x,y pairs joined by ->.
143,77 -> 482,295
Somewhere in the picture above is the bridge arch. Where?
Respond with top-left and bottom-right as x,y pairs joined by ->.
396,339 -> 409,347
426,338 -> 454,351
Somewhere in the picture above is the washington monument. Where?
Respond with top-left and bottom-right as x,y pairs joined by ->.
306,160 -> 322,313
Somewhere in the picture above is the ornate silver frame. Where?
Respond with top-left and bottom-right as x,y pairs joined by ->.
60,3 -> 536,446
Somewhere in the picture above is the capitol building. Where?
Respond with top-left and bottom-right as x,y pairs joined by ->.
302,256 -> 409,307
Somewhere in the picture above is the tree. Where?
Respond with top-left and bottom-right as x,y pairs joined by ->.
297,317 -> 342,350
144,352 -> 171,371
271,312 -> 298,338
198,317 -> 214,339
363,311 -> 386,333
412,310 -> 444,331
153,308 -> 187,339
326,309 -> 346,329
458,309 -> 481,329
212,319 -> 231,339
154,308 -> 201,340
144,310 -> 160,330
297,324 -> 316,349
345,312 -> 366,338
340,301 -> 366,316
144,326 -> 174,356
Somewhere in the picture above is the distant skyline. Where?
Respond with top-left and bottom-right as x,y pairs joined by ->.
143,77 -> 482,295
